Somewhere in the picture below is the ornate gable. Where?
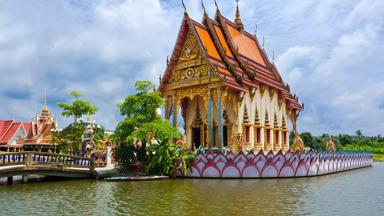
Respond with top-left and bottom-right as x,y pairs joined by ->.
172,30 -> 210,83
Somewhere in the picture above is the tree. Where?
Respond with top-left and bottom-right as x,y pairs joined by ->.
55,91 -> 98,154
300,132 -> 314,149
114,80 -> 187,176
58,91 -> 98,123
114,81 -> 164,144
52,123 -> 85,154
338,134 -> 353,146
135,80 -> 155,93
355,130 -> 363,138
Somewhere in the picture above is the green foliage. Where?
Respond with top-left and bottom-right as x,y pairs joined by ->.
355,130 -> 363,137
71,91 -> 82,99
145,142 -> 194,177
118,91 -> 163,123
127,120 -> 181,145
134,80 -> 156,94
295,131 -> 384,154
58,91 -> 97,123
51,123 -> 85,154
114,80 -> 186,175
51,122 -> 106,155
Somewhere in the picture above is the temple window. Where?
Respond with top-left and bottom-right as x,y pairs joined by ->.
266,129 -> 271,144
275,131 -> 279,145
256,128 -> 261,143
245,126 -> 250,143
283,131 -> 287,145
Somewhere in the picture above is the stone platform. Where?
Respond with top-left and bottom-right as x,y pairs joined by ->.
178,150 -> 372,178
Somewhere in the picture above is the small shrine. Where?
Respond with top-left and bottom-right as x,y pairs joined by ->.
160,2 -> 303,152
81,116 -> 94,157
81,116 -> 115,167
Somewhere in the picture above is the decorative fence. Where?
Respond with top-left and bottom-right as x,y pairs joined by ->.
0,151 -> 93,168
179,150 -> 373,178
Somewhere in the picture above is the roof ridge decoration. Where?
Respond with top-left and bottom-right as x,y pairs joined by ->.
215,9 -> 256,81
203,14 -> 243,83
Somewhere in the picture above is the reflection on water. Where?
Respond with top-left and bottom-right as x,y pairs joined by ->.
0,164 -> 383,216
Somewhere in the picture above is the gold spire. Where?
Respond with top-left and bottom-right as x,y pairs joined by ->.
234,0 -> 244,30
181,0 -> 187,14
43,88 -> 48,112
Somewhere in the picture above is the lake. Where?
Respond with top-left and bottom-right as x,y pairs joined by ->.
1,163 -> 383,216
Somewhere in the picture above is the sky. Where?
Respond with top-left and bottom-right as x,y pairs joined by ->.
0,0 -> 383,136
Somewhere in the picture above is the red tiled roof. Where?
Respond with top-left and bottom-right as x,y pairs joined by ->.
0,120 -> 14,139
23,123 -> 31,134
0,120 -> 30,145
1,122 -> 21,142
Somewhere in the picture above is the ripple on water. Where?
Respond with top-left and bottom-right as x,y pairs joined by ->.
0,164 -> 384,216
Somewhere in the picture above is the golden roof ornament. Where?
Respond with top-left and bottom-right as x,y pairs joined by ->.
243,105 -> 249,123
326,136 -> 336,151
214,0 -> 219,11
234,0 -> 244,30
264,111 -> 270,126
254,108 -> 260,125
282,116 -> 287,128
292,134 -> 305,152
181,0 -> 188,15
273,113 -> 278,128
43,89 -> 48,110
201,0 -> 207,14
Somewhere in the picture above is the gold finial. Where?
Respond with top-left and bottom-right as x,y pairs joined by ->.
181,0 -> 187,13
234,0 -> 243,29
43,88 -> 48,111
201,0 -> 206,14
215,0 -> 219,10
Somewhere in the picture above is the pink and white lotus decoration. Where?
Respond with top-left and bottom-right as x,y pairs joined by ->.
178,150 -> 372,178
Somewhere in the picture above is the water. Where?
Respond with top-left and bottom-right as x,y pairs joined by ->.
1,164 -> 383,216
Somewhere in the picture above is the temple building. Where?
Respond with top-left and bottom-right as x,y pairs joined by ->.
19,95 -> 58,151
159,3 -> 303,152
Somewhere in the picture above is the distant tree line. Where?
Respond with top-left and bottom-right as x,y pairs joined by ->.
292,130 -> 384,155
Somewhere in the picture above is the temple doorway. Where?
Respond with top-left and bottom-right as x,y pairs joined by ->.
192,127 -> 201,150
223,126 -> 228,147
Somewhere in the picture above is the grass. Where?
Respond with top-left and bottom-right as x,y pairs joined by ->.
373,153 -> 384,162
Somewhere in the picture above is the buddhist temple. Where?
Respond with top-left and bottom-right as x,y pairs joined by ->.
159,2 -> 303,152
19,94 -> 58,151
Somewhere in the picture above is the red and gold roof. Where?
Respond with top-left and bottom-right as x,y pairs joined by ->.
160,7 -> 302,111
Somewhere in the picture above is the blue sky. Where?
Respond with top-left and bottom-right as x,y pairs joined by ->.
0,0 -> 383,136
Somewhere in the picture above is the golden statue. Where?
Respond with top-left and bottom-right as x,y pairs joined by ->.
291,134 -> 305,152
325,136 -> 336,151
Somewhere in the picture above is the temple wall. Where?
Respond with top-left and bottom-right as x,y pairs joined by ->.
233,86 -> 290,151
178,151 -> 373,178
